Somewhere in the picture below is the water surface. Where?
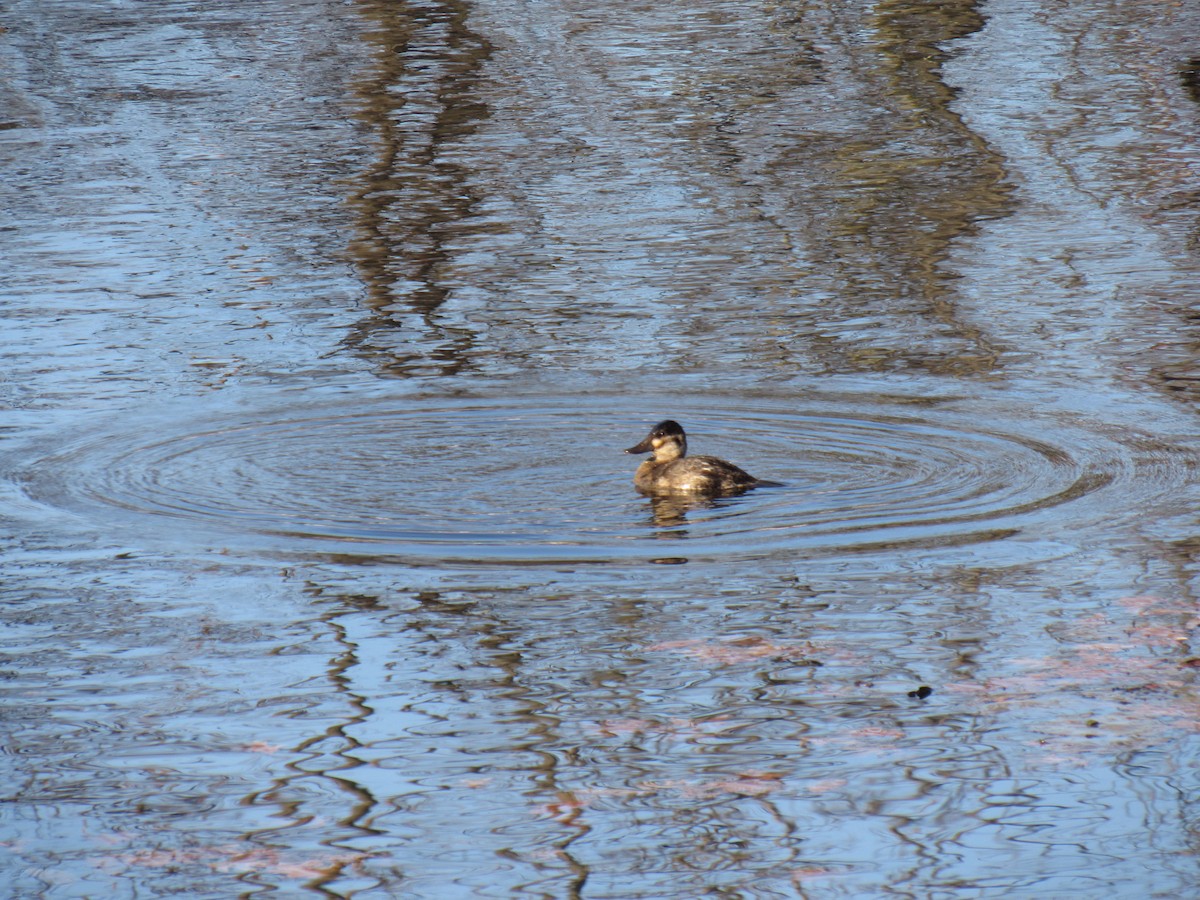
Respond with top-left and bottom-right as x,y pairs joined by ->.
4,0 -> 1200,896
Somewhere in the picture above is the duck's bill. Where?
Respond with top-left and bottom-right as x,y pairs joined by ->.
625,438 -> 653,454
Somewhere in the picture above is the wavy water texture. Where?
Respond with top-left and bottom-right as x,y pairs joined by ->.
6,0 -> 1200,897
17,393 -> 1173,565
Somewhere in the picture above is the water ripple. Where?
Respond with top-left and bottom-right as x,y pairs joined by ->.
16,393 -> 1175,564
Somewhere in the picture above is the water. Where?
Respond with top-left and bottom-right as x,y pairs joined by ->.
4,0 -> 1200,896
15,390 -> 1158,563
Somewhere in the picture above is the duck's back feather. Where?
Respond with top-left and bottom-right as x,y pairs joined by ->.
634,454 -> 758,496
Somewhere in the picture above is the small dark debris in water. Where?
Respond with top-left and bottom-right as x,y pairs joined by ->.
416,590 -> 441,603
1086,719 -> 1101,728
649,557 -> 688,566
114,551 -> 135,559
908,685 -> 933,700
1181,657 -> 1200,668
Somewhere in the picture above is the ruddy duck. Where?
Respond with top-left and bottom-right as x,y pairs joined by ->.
625,420 -> 760,496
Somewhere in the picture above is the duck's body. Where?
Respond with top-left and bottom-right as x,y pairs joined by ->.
625,420 -> 760,496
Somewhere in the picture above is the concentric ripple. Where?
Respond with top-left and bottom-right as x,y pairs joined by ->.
15,393 -> 1160,564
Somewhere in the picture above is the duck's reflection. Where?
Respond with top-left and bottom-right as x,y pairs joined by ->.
643,494 -> 717,529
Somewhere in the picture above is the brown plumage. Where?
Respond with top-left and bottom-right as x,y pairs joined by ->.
624,420 -> 759,496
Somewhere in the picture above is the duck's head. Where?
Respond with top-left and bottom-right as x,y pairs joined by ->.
625,420 -> 688,461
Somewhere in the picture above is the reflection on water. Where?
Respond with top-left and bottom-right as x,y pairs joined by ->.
783,0 -> 1013,375
6,0 -> 1200,896
643,493 -> 721,528
346,0 -> 493,377
343,0 -> 1014,380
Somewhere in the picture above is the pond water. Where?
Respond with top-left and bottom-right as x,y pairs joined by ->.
4,0 -> 1200,896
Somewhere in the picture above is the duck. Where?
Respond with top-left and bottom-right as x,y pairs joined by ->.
625,420 -> 761,496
